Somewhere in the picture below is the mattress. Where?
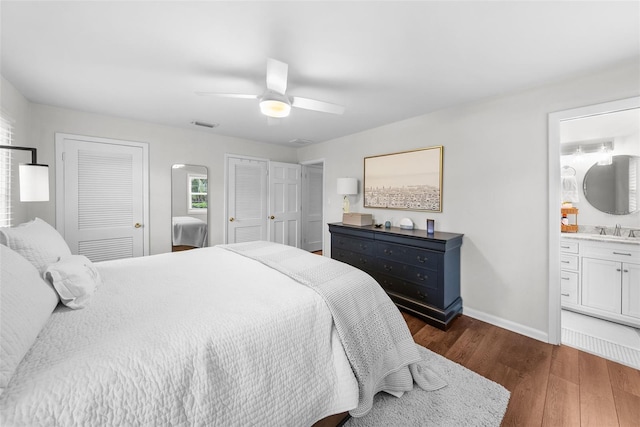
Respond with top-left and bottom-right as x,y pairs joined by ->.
0,247 -> 358,426
172,216 -> 208,247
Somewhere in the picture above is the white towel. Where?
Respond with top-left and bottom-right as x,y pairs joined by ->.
562,176 -> 580,203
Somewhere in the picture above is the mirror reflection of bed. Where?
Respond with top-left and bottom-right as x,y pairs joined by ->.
171,164 -> 208,252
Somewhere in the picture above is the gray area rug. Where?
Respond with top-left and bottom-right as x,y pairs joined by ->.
344,345 -> 510,427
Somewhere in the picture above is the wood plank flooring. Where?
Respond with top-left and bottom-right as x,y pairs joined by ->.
404,312 -> 640,427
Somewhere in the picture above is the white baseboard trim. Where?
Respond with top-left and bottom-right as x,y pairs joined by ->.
463,307 -> 549,343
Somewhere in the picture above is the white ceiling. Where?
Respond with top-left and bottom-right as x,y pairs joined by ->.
1,1 -> 638,146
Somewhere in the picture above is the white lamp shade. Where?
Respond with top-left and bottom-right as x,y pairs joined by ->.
19,164 -> 49,202
337,177 -> 358,195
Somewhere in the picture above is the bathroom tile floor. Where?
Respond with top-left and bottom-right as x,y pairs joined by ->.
562,309 -> 640,370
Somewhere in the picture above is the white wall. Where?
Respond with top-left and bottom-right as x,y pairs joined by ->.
297,61 -> 640,339
25,103 -> 297,255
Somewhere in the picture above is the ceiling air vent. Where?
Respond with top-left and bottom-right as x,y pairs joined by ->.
290,138 -> 314,145
191,121 -> 219,128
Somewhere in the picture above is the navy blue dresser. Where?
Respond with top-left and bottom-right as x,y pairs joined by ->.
329,223 -> 463,330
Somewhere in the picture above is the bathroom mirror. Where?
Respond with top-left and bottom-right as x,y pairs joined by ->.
583,154 -> 640,215
171,164 -> 208,251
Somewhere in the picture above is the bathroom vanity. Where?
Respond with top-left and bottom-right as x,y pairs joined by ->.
561,234 -> 640,328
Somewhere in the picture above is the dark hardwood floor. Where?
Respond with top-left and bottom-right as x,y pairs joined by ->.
403,312 -> 640,427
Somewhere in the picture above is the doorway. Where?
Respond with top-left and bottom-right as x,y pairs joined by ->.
301,161 -> 324,253
548,97 -> 640,369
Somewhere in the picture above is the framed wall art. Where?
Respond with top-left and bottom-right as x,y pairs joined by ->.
364,146 -> 443,212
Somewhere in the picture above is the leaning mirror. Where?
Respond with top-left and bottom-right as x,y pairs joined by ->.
171,164 -> 208,251
583,154 -> 640,215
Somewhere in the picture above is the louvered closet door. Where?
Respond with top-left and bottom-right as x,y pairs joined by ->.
226,156 -> 268,243
61,138 -> 146,262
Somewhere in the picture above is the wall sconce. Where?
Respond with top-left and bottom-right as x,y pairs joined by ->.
0,145 -> 50,202
337,177 -> 357,213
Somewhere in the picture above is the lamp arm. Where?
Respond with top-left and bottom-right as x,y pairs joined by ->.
0,144 -> 38,164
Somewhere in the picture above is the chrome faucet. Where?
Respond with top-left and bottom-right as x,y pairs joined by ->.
629,229 -> 639,238
595,226 -> 606,235
613,224 -> 622,237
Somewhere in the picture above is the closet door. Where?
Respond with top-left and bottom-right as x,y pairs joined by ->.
301,164 -> 323,252
226,156 -> 268,243
55,133 -> 149,262
268,162 -> 301,248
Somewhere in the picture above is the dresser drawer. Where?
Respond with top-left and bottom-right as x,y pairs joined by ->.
374,272 -> 439,307
331,248 -> 376,271
560,241 -> 579,254
560,254 -> 579,271
582,243 -> 640,263
332,235 -> 375,256
560,270 -> 578,305
376,258 -> 438,288
375,242 -> 440,270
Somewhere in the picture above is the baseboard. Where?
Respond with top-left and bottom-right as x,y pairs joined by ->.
463,307 -> 549,343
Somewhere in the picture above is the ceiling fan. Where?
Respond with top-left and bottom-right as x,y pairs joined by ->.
196,58 -> 345,118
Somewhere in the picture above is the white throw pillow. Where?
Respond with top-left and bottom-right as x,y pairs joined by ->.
45,255 -> 102,309
0,218 -> 71,274
0,244 -> 59,395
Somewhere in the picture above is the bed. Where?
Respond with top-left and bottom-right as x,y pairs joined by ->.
0,219 -> 444,426
172,216 -> 208,248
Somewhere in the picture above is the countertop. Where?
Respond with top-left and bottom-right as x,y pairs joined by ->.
561,232 -> 640,246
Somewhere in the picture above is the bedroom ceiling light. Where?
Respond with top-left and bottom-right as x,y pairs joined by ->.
259,92 -> 291,118
337,177 -> 358,213
0,145 -> 49,202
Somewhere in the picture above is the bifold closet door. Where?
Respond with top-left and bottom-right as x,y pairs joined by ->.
226,156 -> 268,244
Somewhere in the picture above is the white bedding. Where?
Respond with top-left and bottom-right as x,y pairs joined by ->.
172,216 -> 208,247
0,247 -> 358,426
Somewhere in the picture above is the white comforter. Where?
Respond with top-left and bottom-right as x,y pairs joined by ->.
172,216 -> 208,247
0,247 -> 358,426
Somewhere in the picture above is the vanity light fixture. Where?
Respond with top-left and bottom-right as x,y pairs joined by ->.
0,145 -> 49,202
337,177 -> 358,213
597,143 -> 613,166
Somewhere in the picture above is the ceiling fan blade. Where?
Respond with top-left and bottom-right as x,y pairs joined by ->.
266,58 -> 288,95
195,92 -> 259,99
291,97 -> 345,115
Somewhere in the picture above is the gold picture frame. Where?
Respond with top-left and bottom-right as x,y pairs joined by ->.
364,146 -> 443,212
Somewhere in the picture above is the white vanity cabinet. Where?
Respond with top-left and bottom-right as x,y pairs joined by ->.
559,240 -> 580,306
566,238 -> 640,327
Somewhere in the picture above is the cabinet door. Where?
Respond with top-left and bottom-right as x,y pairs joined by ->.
581,257 -> 622,313
622,262 -> 640,318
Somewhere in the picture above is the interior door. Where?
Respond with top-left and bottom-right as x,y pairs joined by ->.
55,134 -> 149,262
301,164 -> 323,252
268,162 -> 301,247
226,156 -> 268,243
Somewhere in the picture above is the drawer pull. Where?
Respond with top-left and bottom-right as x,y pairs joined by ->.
561,260 -> 570,264
416,255 -> 427,263
561,293 -> 570,297
416,290 -> 427,300
613,252 -> 632,256
360,244 -> 368,250
416,273 -> 428,281
359,258 -> 367,264
561,277 -> 570,280
383,265 -> 393,272
383,249 -> 393,255
560,245 -> 571,249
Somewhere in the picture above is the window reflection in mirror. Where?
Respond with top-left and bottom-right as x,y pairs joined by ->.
171,164 -> 208,251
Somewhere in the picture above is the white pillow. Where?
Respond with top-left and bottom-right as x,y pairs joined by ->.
44,255 -> 102,309
0,244 -> 59,395
0,218 -> 71,274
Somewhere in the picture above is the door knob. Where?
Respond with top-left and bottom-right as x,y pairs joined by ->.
269,215 -> 275,220
134,223 -> 142,228
229,217 -> 235,222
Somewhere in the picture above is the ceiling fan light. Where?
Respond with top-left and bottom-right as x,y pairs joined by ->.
259,99 -> 291,118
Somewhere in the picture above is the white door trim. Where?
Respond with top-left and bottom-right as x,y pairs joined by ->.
55,133 -> 150,256
547,96 -> 639,345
